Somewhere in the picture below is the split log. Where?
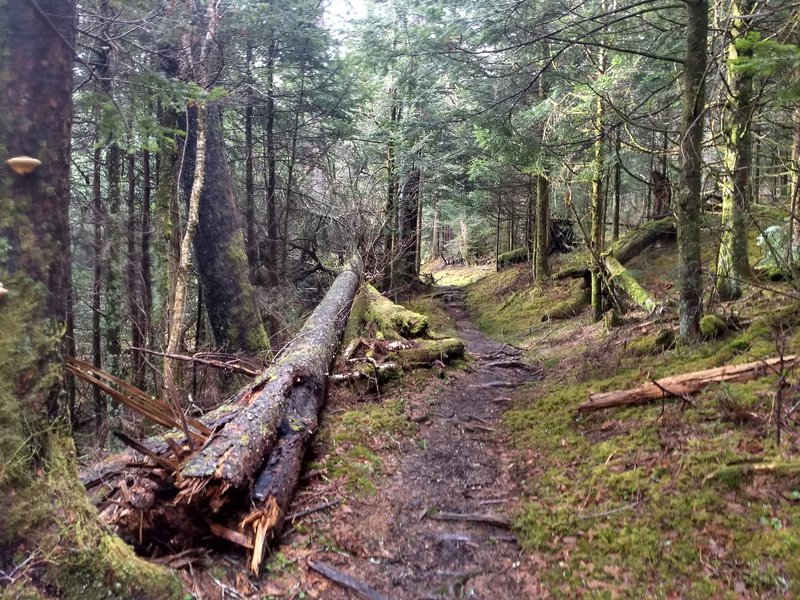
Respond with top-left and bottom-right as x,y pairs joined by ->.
364,284 -> 429,339
577,355 -> 799,411
178,256 -> 363,497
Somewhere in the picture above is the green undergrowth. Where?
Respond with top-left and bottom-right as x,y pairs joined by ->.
465,265 -> 589,339
424,264 -> 493,287
316,398 -> 415,496
503,303 -> 800,596
454,232 -> 800,595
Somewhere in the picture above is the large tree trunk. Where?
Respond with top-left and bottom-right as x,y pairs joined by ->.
0,2 -> 180,597
193,106 -> 270,353
715,0 -> 754,301
677,0 -> 709,339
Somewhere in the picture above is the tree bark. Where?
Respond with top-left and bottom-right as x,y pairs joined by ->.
265,39 -> 280,287
193,106 -> 270,353
677,0 -> 709,339
533,173 -> 551,281
716,0 -> 754,301
590,92 -> 606,322
0,2 -> 180,596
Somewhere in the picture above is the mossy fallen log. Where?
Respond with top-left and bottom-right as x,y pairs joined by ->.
602,255 -> 661,314
365,284 -> 429,340
179,257 -> 363,494
607,216 -> 675,263
704,461 -> 800,488
388,337 -> 465,368
497,247 -> 528,270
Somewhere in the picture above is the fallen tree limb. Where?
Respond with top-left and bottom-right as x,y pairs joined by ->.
308,559 -> 390,600
426,511 -> 512,528
577,355 -> 799,411
704,461 -> 800,486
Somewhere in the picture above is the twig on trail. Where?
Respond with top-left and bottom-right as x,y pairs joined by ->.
285,499 -> 341,523
308,559 -> 390,600
482,359 -> 540,371
425,511 -> 511,528
471,381 -> 522,389
575,502 -> 639,521
493,343 -> 524,357
489,396 -> 512,404
462,423 -> 497,433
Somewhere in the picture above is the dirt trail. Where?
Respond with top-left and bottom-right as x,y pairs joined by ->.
295,288 -> 545,599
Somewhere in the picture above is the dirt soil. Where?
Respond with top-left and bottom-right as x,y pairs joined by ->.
244,288 -> 546,599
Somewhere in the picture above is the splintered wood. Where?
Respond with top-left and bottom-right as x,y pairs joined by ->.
577,355 -> 799,411
78,257 -> 363,576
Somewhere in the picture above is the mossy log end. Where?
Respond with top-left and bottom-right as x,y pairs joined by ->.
365,284 -> 429,340
607,216 -> 676,263
388,337 -> 465,368
179,257 -> 363,492
603,255 -> 661,314
705,461 -> 800,488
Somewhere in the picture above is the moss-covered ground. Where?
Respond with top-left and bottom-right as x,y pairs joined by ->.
446,215 -> 800,597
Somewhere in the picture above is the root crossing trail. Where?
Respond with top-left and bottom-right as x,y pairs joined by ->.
295,288 -> 545,599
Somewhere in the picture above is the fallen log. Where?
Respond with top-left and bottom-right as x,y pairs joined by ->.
607,216 -> 675,264
577,355 -> 799,411
308,559 -> 390,600
596,217 -> 675,315
388,337 -> 464,368
602,255 -> 660,314
178,256 -> 363,498
364,283 -> 429,339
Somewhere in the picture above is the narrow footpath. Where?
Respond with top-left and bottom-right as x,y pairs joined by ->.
283,288 -> 545,599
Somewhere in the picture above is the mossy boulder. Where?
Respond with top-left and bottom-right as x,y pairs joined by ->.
700,314 -> 728,340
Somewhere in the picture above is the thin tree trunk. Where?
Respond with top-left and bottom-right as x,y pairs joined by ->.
265,39 -> 279,287
141,148 -> 153,388
716,0 -> 755,300
677,0 -> 709,339
245,42 -> 257,272
126,153 -> 145,390
106,144 -> 123,379
591,91 -> 606,322
534,174 -> 551,281
613,131 -> 622,242
92,145 -> 105,436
